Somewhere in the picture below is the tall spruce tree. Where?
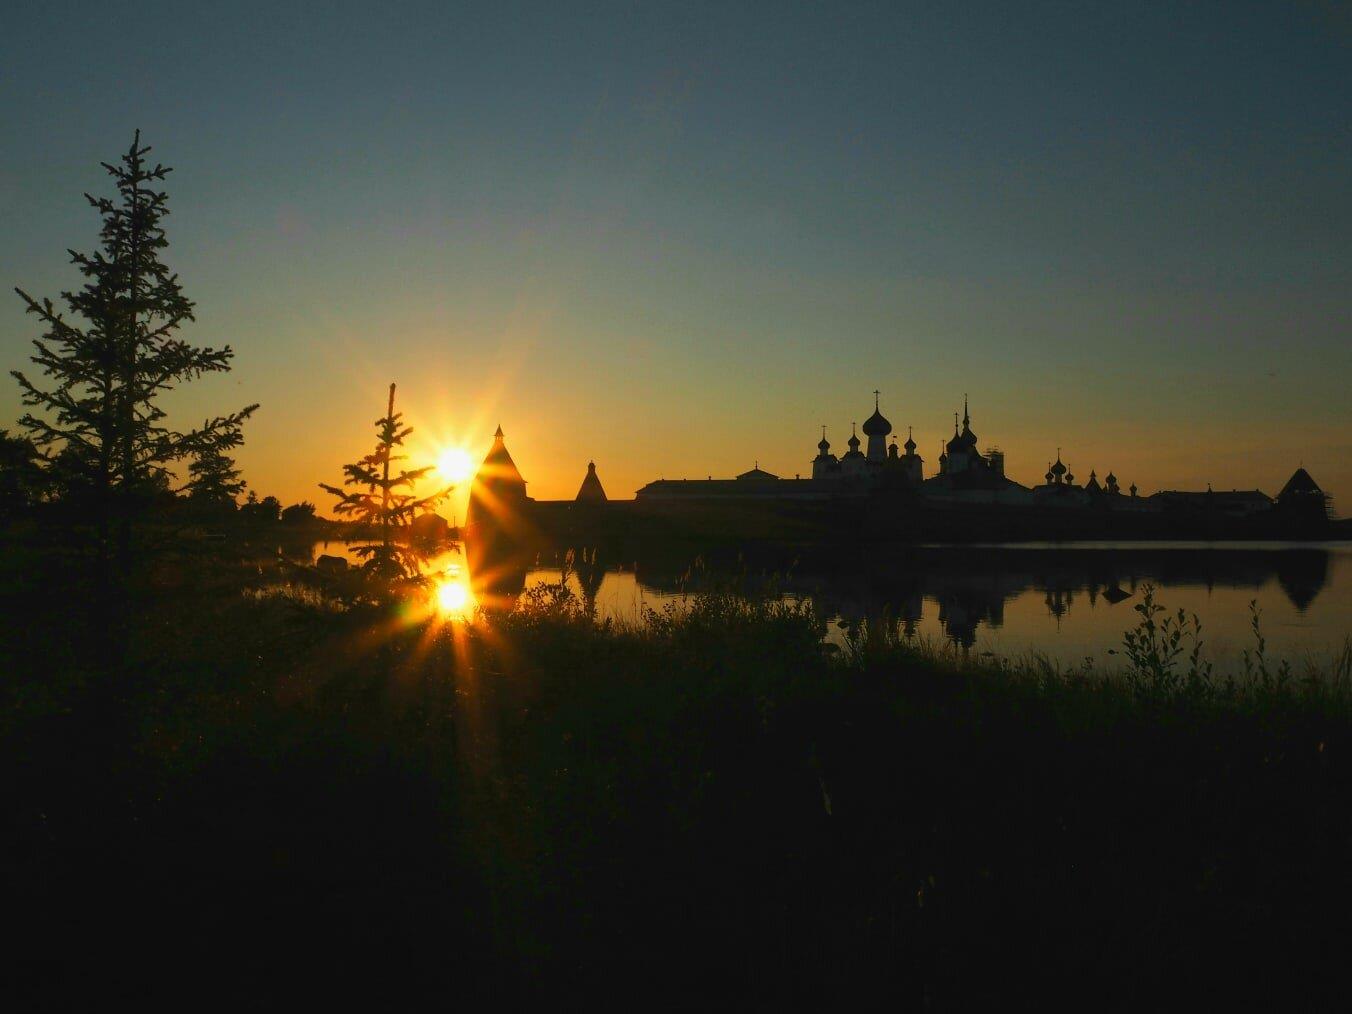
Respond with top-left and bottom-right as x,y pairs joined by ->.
320,383 -> 448,587
11,132 -> 257,565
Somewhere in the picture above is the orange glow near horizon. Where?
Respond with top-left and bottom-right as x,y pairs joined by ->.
220,342 -> 1350,518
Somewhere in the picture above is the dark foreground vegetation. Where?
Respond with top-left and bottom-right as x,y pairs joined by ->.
5,532 -> 1352,1008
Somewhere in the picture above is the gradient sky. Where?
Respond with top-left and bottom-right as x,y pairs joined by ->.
2,1 -> 1349,519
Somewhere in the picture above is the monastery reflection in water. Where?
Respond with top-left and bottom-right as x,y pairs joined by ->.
464,541 -> 1334,651
441,413 -> 1341,655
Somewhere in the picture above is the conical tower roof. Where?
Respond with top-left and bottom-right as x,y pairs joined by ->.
1278,467 -> 1322,498
467,424 -> 530,536
479,425 -> 525,487
576,460 -> 607,502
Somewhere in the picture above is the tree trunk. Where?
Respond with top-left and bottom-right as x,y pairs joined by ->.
381,383 -> 395,556
116,134 -> 142,578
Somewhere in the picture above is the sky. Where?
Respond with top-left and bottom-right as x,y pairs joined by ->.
2,1 -> 1349,519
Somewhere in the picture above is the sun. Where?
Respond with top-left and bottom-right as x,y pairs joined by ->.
435,577 -> 474,618
437,446 -> 475,483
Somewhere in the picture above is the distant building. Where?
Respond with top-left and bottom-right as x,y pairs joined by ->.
467,425 -> 531,536
1150,488 -> 1272,518
895,427 -> 924,485
737,463 -> 778,481
638,469 -> 834,501
1275,467 -> 1332,522
939,397 -> 983,475
482,394 -> 1314,530
923,398 -> 1032,505
840,424 -> 867,478
811,427 -> 838,480
410,511 -> 452,543
576,460 -> 607,502
639,391 -> 1036,504
861,391 -> 891,464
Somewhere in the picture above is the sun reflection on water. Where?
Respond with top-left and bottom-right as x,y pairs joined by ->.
434,565 -> 477,620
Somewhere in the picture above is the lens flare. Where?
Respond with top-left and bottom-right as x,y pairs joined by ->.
436,577 -> 473,618
437,447 -> 475,483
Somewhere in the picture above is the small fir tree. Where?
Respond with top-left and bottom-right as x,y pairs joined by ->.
10,131 -> 257,565
320,383 -> 448,586
185,444 -> 245,508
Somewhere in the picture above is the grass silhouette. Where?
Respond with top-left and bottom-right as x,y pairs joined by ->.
5,541 -> 1352,1006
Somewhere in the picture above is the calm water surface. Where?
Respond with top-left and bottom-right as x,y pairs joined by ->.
304,540 -> 1351,671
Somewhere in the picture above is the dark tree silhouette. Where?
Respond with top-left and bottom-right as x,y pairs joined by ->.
47,443 -> 100,507
10,131 -> 257,567
0,428 -> 47,513
184,444 -> 245,508
320,383 -> 448,586
280,501 -> 318,525
240,492 -> 281,523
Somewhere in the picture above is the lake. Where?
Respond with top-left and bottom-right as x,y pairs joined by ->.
301,540 -> 1352,672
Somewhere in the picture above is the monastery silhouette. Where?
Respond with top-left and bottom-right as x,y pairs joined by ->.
466,394 -> 1331,543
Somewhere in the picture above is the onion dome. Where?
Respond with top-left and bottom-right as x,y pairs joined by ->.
938,440 -> 947,465
847,424 -> 861,451
946,415 -> 966,454
903,426 -> 916,453
1045,463 -> 1055,484
817,425 -> 831,455
1066,472 -> 1075,485
960,395 -> 977,446
862,391 -> 892,437
1050,451 -> 1067,478
888,438 -> 899,460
